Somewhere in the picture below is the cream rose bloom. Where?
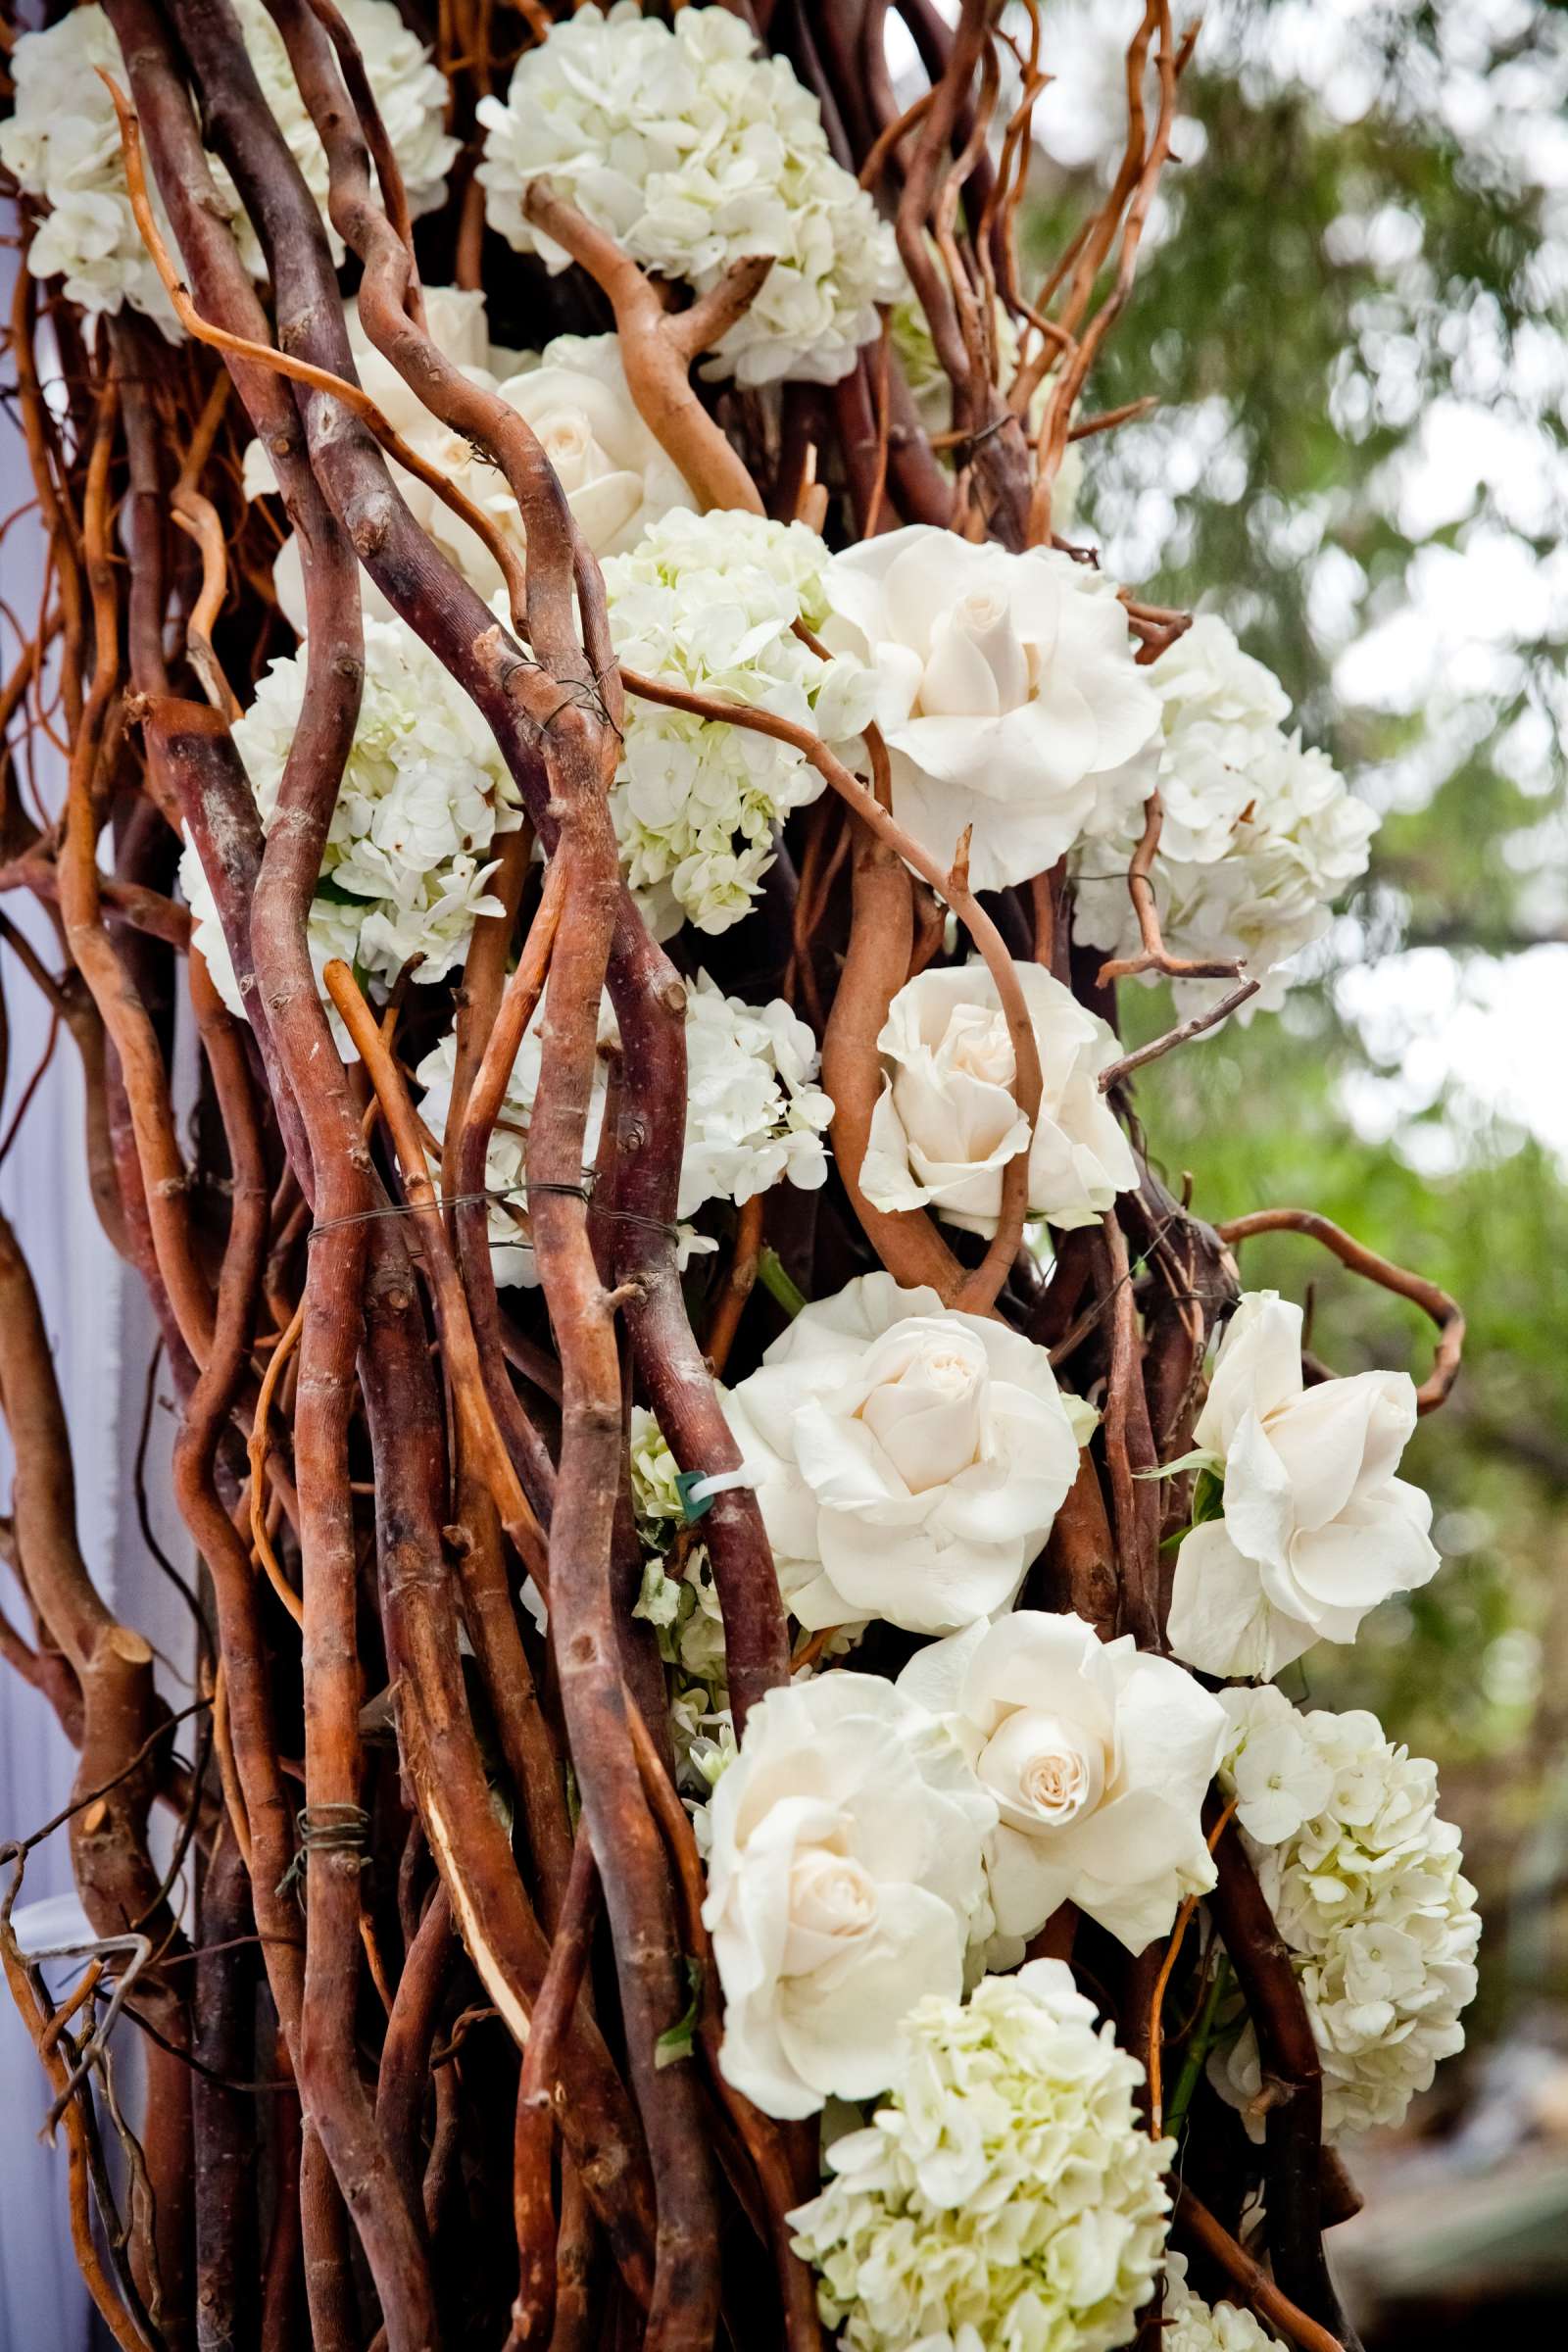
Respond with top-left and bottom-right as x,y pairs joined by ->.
723,1274 -> 1095,1636
702,1674 -> 996,2119
860,959 -> 1138,1236
248,302 -> 698,629
1167,1291 -> 1441,1682
818,526 -> 1160,891
898,1612 -> 1225,1952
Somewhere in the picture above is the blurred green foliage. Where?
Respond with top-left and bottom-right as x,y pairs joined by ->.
1034,2 -> 1568,1829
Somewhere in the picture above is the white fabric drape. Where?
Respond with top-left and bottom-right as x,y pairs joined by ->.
1,244 -> 194,2352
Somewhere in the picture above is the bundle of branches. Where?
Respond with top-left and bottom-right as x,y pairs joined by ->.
0,5 -> 1476,2351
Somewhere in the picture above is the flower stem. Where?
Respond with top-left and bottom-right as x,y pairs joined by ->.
1165,1952 -> 1231,2142
756,1247 -> 808,1320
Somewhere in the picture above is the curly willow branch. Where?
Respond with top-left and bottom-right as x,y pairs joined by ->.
1216,1207 -> 1464,1412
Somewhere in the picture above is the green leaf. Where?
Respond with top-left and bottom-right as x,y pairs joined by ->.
655,1957 -> 704,2070
1192,1467 -> 1225,1528
312,872 -> 371,907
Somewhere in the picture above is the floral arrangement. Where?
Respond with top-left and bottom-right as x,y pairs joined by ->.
0,5 -> 1473,2351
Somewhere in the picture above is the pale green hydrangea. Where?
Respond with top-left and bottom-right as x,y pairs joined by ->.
1162,2253 -> 1282,2352
629,1408 -> 688,1528
2,0 -> 455,338
182,614 -> 519,1021
604,510 -> 874,935
1212,1689 -> 1481,2140
628,1410 -> 734,1796
789,1961 -> 1171,2352
477,2 -> 902,386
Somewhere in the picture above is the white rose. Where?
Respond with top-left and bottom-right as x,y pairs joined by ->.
898,1611 -> 1225,1952
492,333 -> 700,554
249,310 -> 699,629
1167,1291 -> 1441,1681
818,526 -> 1160,892
860,959 -> 1138,1236
723,1273 -> 1095,1636
701,1674 -> 996,2119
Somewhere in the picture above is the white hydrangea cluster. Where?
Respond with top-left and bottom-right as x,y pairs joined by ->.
182,615 -> 519,1020
1212,1688 -> 1481,2141
682,972 -> 833,1206
1162,2254 -> 1282,2352
789,1961 -> 1171,2352
1072,616 -> 1378,1016
476,2 -> 902,386
413,968 -> 832,1286
2,0 -> 456,338
604,509 -> 874,935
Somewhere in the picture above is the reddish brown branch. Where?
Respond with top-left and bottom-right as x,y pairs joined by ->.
1214,1208 -> 1463,1413
1207,1808 -> 1361,2344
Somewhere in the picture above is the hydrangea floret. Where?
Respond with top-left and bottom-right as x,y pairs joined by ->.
603,509 -> 874,935
2,1 -> 455,337
182,614 -> 519,1021
1211,1687 -> 1481,2140
1161,2252 -> 1283,2352
1072,615 -> 1378,1016
788,1960 -> 1172,2352
627,1410 -> 735,1799
476,2 -> 902,386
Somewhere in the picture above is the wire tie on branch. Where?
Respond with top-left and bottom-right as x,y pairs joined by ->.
947,411 -> 1015,465
304,1176 -> 681,1247
674,1464 -> 761,1525
275,1803 -> 371,1906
